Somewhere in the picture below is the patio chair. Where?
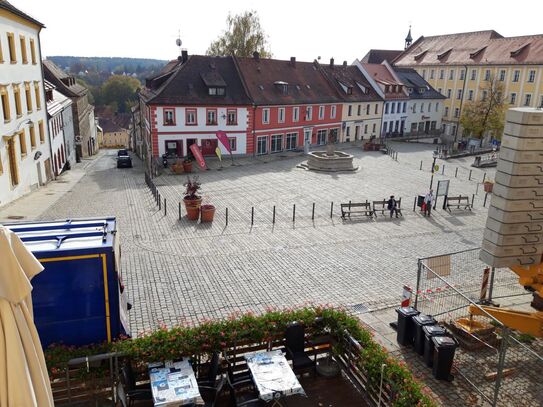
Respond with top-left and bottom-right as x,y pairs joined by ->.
118,361 -> 153,407
199,376 -> 225,407
284,322 -> 317,374
197,351 -> 221,387
223,351 -> 252,386
226,375 -> 264,407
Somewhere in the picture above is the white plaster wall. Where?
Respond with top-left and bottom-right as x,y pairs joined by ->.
155,106 -> 248,133
0,16 -> 50,207
404,100 -> 443,132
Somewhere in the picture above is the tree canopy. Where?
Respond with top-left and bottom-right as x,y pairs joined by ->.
101,75 -> 141,113
460,75 -> 506,140
206,11 -> 272,58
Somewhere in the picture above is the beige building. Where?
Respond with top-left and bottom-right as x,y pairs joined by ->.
393,30 -> 543,139
98,117 -> 129,148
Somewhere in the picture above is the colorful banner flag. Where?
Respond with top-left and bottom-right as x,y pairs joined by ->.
215,147 -> 222,161
190,143 -> 207,170
215,131 -> 231,153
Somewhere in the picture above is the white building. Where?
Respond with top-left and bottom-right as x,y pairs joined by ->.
45,81 -> 73,176
0,2 -> 51,207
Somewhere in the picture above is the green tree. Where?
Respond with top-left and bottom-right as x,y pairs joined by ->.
460,75 -> 506,140
101,75 -> 140,113
206,11 -> 272,58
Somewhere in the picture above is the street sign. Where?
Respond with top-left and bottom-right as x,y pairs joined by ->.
436,180 -> 450,197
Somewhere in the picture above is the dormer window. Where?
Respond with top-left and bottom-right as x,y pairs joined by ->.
419,87 -> 425,94
274,81 -> 288,95
347,87 -> 353,95
408,87 -> 413,94
385,85 -> 390,93
208,87 -> 225,96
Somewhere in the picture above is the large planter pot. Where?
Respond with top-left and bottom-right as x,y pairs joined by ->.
200,204 -> 216,223
183,161 -> 193,173
183,197 -> 202,220
171,163 -> 183,174
484,182 -> 494,193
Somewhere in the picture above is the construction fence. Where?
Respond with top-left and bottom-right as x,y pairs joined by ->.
414,248 -> 543,406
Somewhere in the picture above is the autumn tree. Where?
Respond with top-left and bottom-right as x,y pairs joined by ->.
206,11 -> 272,58
460,74 -> 506,140
101,75 -> 141,113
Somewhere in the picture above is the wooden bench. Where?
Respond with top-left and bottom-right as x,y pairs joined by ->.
373,198 -> 403,217
446,195 -> 472,211
341,202 -> 374,219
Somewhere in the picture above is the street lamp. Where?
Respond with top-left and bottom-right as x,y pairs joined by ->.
429,150 -> 439,190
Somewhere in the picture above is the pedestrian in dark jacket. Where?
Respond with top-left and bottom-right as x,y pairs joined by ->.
387,195 -> 398,218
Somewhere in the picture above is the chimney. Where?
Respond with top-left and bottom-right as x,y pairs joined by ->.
253,51 -> 260,61
290,56 -> 296,67
329,58 -> 334,68
181,49 -> 188,63
343,61 -> 347,68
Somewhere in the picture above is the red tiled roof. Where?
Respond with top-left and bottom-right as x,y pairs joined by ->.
235,56 -> 342,105
361,49 -> 403,64
393,30 -> 543,66
361,63 -> 408,100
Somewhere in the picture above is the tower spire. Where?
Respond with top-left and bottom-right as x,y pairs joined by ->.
405,25 -> 413,50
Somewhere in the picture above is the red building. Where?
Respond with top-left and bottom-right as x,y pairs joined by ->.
234,54 -> 343,155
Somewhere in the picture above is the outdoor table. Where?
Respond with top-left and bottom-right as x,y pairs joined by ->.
148,359 -> 204,406
245,349 -> 306,406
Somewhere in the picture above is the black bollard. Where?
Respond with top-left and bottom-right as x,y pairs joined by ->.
312,203 -> 315,220
226,207 -> 229,226
178,202 -> 181,220
330,202 -> 334,218
251,207 -> 254,225
455,167 -> 458,178
292,204 -> 296,222
273,206 -> 276,224
164,198 -> 167,216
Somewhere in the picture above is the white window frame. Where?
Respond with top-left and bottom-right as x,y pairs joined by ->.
292,106 -> 299,122
278,107 -> 285,123
270,134 -> 283,153
513,70 -> 520,82
257,135 -> 268,155
305,106 -> 312,120
499,70 -> 506,81
318,105 -> 325,120
510,93 -> 517,104
528,70 -> 536,83
262,108 -> 270,124
285,133 -> 297,150
525,94 -> 532,106
330,105 -> 336,119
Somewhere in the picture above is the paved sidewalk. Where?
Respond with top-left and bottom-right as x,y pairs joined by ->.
0,150 -> 105,222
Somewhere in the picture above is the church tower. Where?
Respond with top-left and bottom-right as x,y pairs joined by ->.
405,26 -> 413,50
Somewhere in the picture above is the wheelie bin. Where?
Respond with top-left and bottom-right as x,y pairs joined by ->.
423,325 -> 447,367
413,314 -> 436,355
432,336 -> 458,380
395,306 -> 419,346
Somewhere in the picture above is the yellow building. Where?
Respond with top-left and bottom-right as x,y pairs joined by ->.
98,117 -> 129,149
393,30 -> 543,138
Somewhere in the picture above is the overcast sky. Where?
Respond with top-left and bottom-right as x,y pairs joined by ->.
13,0 -> 542,63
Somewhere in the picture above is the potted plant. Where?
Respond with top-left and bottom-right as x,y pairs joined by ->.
183,151 -> 194,173
484,179 -> 494,193
200,203 -> 216,222
183,176 -> 202,220
171,159 -> 184,174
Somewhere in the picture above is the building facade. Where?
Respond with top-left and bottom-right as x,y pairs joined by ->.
98,117 -> 129,148
393,30 -> 543,138
319,60 -> 383,142
43,59 -> 98,159
45,80 -> 73,177
235,54 -> 343,154
0,1 -> 51,207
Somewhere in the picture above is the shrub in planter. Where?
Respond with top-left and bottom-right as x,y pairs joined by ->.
200,204 -> 216,222
183,176 -> 202,220
183,158 -> 193,173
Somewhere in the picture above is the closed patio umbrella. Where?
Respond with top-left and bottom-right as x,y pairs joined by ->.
0,226 -> 54,407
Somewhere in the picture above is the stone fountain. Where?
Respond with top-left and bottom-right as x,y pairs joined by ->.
300,138 -> 357,172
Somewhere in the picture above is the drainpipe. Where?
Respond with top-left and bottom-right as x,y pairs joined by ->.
37,31 -> 55,182
454,64 -> 468,143
252,104 -> 257,157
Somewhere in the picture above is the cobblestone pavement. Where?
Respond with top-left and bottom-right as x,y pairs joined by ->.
38,142 -> 496,336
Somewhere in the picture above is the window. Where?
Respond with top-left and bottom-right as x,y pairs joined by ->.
19,130 -> 27,157
439,69 -> 444,79
484,69 -> 490,81
357,105 -> 361,116
276,107 -> 285,123
208,87 -> 225,96
412,103 -> 416,113
422,70 -> 426,79
331,105 -> 336,119
185,109 -> 197,125
372,123 -> 376,133
374,104 -> 378,114
524,94 -> 532,106
366,104 -> 370,115
470,70 -> 476,80
444,107 -> 449,116
165,140 -> 181,157
438,87 -> 442,94
0,37 -> 3,63
460,70 -> 465,80
364,124 -> 368,134
528,70 -> 536,83
318,105 -> 325,120
454,108 -> 460,118
29,124 -> 36,148
347,105 -> 352,116
257,136 -> 268,155
391,103 -> 395,114
13,85 -> 22,117
513,70 -> 520,82
163,108 -> 175,125
383,122 -> 388,133
20,35 -> 27,64
292,106 -> 299,122
430,69 -> 434,79
420,103 -> 424,113
30,38 -> 36,64
7,33 -> 16,63
6,137 -> 18,185
1,86 -> 10,122
38,120 -> 45,143
355,125 -> 359,138
346,127 -> 350,138
447,89 -> 451,98
457,89 -> 462,100
206,109 -> 217,125
316,129 -> 326,145
228,137 -> 237,151
482,90 -> 488,101
384,103 -> 389,114
449,69 -> 454,80
499,70 -> 506,81
34,82 -> 41,110
24,82 -> 32,112
227,109 -> 237,125
510,93 -> 517,104
262,108 -> 270,124
285,133 -> 297,150
305,106 -> 312,120
435,102 -> 439,112
540,96 -> 543,109
468,90 -> 473,100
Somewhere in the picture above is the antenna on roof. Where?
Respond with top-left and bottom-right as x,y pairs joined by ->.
176,30 -> 182,57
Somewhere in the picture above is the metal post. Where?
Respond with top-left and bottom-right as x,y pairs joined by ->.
164,198 -> 167,216
469,169 -> 472,180
472,194 -> 475,208
441,165 -> 445,175
455,167 -> 458,178
226,207 -> 228,226
312,203 -> 315,220
178,202 -> 181,220
330,202 -> 334,218
292,204 -> 296,222
413,196 -> 417,211
429,156 -> 437,190
420,160 -> 422,170
158,194 -> 161,210
251,207 -> 254,225
492,328 -> 509,407
272,206 -> 276,224
484,192 -> 489,207
488,267 -> 496,302
483,172 -> 486,183
414,260 -> 422,309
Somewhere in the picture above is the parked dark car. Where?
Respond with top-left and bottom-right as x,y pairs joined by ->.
117,150 -> 132,168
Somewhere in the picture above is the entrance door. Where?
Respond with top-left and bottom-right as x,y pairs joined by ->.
303,129 -> 311,154
36,162 -> 43,186
44,158 -> 53,182
425,121 -> 431,134
201,139 -> 218,156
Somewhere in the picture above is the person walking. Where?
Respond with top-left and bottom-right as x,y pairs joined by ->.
424,189 -> 434,216
387,195 -> 398,218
